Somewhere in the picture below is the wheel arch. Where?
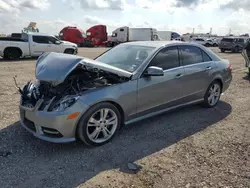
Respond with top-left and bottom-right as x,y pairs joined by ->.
64,48 -> 75,53
4,47 -> 23,56
74,100 -> 125,139
211,77 -> 223,92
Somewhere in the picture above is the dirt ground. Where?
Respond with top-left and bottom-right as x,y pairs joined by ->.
0,47 -> 250,188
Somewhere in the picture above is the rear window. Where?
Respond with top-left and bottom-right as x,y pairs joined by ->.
221,38 -> 234,42
238,38 -> 244,43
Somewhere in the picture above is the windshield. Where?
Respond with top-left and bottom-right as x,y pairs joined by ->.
95,44 -> 156,72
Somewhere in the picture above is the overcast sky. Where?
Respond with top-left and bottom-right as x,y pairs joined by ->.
0,0 -> 249,36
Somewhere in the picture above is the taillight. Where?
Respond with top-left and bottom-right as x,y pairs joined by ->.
228,64 -> 233,72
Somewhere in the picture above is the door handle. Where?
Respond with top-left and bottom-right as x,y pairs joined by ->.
205,66 -> 212,70
175,74 -> 183,78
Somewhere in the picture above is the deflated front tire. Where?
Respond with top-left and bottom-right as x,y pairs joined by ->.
76,102 -> 121,146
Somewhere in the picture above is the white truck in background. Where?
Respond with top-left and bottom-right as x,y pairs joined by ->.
105,26 -> 160,47
0,32 -> 78,60
157,31 -> 172,41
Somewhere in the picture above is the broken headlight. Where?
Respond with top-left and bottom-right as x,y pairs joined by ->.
52,96 -> 79,112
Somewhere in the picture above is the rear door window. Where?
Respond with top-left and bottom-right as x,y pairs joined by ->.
179,45 -> 203,66
201,50 -> 212,62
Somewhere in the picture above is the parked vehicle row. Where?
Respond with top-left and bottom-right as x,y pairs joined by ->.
0,33 -> 78,60
219,37 -> 248,53
191,37 -> 219,47
58,25 -> 181,48
18,41 -> 232,146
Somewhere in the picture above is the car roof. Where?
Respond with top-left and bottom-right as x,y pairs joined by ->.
122,41 -> 185,48
27,32 -> 54,37
223,36 -> 246,39
121,40 -> 207,49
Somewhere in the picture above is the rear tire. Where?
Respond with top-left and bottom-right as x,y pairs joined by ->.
77,102 -> 121,147
248,67 -> 250,77
4,48 -> 21,60
220,49 -> 225,53
202,81 -> 222,108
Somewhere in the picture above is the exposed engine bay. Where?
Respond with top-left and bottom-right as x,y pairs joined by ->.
19,64 -> 130,111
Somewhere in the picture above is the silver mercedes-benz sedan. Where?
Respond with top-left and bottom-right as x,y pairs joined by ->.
19,41 -> 232,146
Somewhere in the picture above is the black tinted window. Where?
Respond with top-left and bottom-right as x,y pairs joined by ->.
202,50 -> 212,62
150,46 -> 180,70
47,37 -> 58,44
238,38 -> 244,43
179,45 -> 203,66
32,36 -> 48,44
196,38 -> 204,41
221,38 -> 234,42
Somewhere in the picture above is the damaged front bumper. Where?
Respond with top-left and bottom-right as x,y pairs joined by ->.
19,97 -> 89,143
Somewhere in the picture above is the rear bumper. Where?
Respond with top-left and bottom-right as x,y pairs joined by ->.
222,77 -> 232,93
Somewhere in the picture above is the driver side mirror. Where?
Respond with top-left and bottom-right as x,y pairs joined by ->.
144,66 -> 164,77
55,40 -> 61,45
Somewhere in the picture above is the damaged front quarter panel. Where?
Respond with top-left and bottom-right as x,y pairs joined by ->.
20,52 -> 131,112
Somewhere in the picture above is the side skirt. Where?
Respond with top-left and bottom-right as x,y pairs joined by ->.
124,99 -> 204,125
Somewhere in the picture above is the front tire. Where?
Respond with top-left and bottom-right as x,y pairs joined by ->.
77,102 -> 121,146
221,49 -> 225,53
202,81 -> 222,108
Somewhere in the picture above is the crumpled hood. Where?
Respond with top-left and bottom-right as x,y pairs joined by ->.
35,52 -> 132,86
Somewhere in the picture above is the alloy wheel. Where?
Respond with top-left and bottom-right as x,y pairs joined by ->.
86,108 -> 118,143
208,83 -> 221,106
